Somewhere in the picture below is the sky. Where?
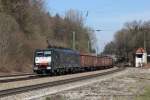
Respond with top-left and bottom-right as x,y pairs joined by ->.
44,0 -> 150,53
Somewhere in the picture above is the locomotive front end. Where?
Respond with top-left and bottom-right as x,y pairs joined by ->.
33,50 -> 52,74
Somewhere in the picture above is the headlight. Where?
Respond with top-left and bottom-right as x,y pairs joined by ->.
34,67 -> 38,70
47,67 -> 51,69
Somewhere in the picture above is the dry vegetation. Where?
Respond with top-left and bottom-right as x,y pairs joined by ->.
103,21 -> 150,62
0,0 -> 96,73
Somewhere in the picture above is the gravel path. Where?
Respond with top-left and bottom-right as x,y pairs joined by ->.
40,68 -> 150,100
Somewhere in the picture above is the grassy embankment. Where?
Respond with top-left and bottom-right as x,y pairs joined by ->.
135,85 -> 150,100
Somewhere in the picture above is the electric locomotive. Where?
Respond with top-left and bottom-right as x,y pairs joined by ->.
33,48 -> 80,75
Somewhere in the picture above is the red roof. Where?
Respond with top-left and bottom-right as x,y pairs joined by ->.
136,48 -> 146,53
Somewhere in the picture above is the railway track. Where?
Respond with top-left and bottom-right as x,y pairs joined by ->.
0,73 -> 34,78
0,67 -> 125,98
0,68 -> 117,83
0,75 -> 40,83
0,73 -> 38,83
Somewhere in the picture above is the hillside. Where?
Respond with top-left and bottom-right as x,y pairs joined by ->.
0,0 -> 96,73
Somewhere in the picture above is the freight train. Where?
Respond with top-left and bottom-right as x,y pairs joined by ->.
33,48 -> 113,75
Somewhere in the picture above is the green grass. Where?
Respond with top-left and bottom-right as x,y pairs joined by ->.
135,86 -> 150,100
45,95 -> 66,100
45,97 -> 51,100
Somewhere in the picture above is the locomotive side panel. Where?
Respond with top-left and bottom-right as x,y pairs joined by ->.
52,49 -> 80,69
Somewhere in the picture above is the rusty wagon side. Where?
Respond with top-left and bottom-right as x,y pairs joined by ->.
80,53 -> 113,70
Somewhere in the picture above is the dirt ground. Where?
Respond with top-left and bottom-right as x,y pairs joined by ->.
45,68 -> 150,100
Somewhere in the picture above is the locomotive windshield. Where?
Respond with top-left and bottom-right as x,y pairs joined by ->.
36,52 -> 43,57
44,51 -> 51,57
35,51 -> 51,57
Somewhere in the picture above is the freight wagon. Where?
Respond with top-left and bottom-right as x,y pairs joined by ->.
80,53 -> 113,70
33,48 -> 113,75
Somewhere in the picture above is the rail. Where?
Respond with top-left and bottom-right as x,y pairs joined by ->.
0,67 -> 125,97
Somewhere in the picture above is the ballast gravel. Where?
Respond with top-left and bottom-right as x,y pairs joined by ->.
0,67 -> 117,91
0,67 -> 126,100
1,67 -> 150,100
39,68 -> 150,100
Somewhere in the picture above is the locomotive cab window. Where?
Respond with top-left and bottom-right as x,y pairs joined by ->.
36,52 -> 44,57
44,51 -> 51,57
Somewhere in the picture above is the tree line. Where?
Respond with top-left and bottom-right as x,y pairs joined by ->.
0,0 -> 96,73
103,20 -> 150,62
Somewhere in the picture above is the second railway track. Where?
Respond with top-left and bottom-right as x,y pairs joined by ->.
0,67 -> 125,98
0,73 -> 34,78
0,75 -> 40,83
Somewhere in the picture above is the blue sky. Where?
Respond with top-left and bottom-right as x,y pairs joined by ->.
44,0 -> 150,52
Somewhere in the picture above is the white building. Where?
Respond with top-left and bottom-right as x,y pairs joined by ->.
135,48 -> 147,67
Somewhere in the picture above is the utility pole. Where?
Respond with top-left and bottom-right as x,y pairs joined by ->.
72,31 -> 76,50
88,40 -> 90,52
144,32 -> 147,51
96,46 -> 99,56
